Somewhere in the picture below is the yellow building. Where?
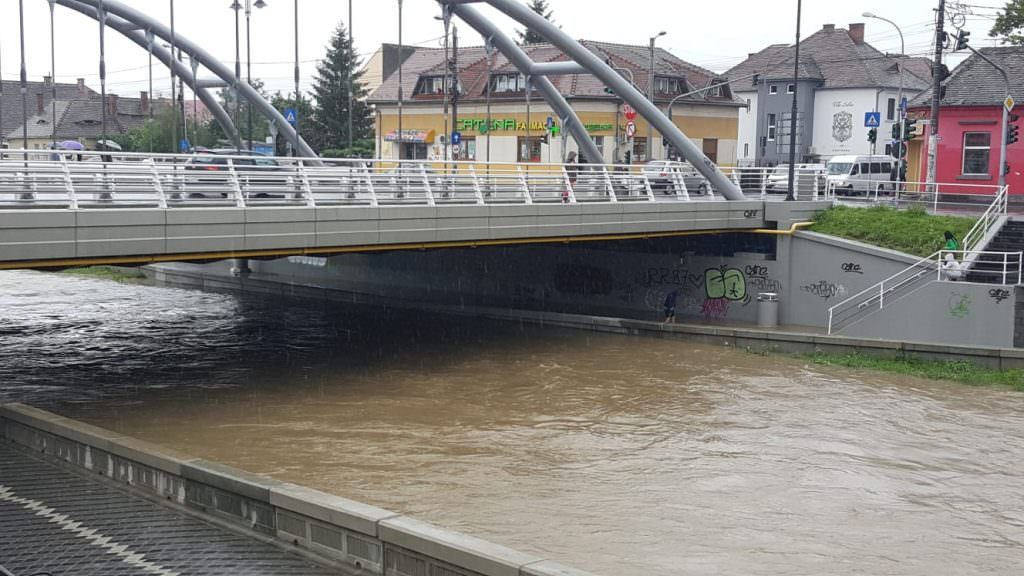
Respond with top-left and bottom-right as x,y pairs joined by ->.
367,41 -> 742,167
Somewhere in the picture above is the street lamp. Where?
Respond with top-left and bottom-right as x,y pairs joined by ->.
235,0 -> 267,151
647,30 -> 665,161
785,0 -> 802,201
230,1 -> 242,148
864,12 -> 905,183
397,0 -> 404,160
48,0 -> 57,150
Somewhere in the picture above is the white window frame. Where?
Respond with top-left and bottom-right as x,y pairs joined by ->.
767,113 -> 777,141
769,84 -> 778,95
962,131 -> 992,176
786,84 -> 795,94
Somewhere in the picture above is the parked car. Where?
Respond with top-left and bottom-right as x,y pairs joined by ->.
765,163 -> 826,193
826,155 -> 896,195
642,160 -> 709,195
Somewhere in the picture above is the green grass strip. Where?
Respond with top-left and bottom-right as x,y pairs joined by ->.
807,353 -> 1024,391
809,205 -> 976,258
62,266 -> 148,283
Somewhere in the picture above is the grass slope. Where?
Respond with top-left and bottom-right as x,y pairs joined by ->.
809,205 -> 976,258
808,353 -> 1024,392
62,266 -> 148,283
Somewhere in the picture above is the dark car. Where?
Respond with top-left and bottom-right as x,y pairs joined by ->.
183,150 -> 287,199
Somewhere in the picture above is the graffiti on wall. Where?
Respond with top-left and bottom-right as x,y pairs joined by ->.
744,265 -> 783,294
800,280 -> 846,300
988,288 -> 1010,304
554,263 -> 615,296
841,262 -> 863,275
949,292 -> 972,318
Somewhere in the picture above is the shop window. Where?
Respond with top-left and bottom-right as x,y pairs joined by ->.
517,136 -> 542,162
401,143 -> 428,160
962,132 -> 991,175
590,136 -> 605,158
632,137 -> 648,162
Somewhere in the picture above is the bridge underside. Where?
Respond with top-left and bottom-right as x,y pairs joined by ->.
0,201 -> 827,270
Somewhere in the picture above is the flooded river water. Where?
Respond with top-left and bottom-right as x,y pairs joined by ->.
2,270 -> 1023,575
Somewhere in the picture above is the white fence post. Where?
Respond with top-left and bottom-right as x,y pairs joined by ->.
227,159 -> 245,207
469,165 -> 485,205
362,162 -> 378,207
60,156 -> 78,210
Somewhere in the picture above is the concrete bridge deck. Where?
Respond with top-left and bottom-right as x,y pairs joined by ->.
0,153 -> 828,269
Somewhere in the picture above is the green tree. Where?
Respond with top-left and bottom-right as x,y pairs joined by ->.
209,78 -> 272,147
517,0 -> 554,45
121,107 -> 218,153
310,22 -> 373,152
269,91 -> 316,155
990,0 -> 1024,45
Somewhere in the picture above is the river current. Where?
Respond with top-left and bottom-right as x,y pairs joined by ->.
1,270 -> 1022,575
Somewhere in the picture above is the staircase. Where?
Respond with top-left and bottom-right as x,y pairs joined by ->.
965,220 -> 1024,284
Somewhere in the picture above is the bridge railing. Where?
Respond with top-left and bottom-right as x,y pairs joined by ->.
824,179 -> 1005,214
0,150 -> 787,209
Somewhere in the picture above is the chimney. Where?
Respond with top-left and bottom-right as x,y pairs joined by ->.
77,78 -> 87,96
36,92 -> 45,115
822,24 -> 835,32
140,91 -> 150,115
848,23 -> 865,44
107,93 -> 119,116
43,75 -> 52,86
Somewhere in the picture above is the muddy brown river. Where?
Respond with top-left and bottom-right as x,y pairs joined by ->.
2,270 -> 1022,575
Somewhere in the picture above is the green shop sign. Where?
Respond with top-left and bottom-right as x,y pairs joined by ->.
455,118 -> 613,134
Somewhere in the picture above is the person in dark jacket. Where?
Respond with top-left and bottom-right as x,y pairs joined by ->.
663,290 -> 679,323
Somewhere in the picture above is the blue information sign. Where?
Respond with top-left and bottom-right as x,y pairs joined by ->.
864,112 -> 881,128
179,138 -> 191,152
451,131 -> 462,145
283,108 -> 298,127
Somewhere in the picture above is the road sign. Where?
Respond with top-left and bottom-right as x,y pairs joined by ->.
900,97 -> 908,115
545,116 -> 554,129
283,107 -> 298,127
451,131 -> 462,145
1006,95 -> 1015,113
864,112 -> 881,128
623,104 -> 637,121
625,121 -> 637,139
452,144 -> 461,155
179,138 -> 190,152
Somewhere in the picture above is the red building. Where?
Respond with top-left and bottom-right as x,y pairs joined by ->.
908,46 -> 1023,194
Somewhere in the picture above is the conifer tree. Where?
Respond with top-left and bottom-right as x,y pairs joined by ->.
311,22 -> 373,151
517,0 -> 555,45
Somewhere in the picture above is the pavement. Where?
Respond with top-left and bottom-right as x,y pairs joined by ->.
0,443 -> 340,576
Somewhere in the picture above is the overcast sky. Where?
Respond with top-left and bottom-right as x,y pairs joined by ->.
0,0 -> 1010,101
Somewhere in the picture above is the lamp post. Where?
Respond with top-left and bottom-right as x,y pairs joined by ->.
785,0 -> 802,201
244,0 -> 266,150
170,0 -> 177,153
18,0 -> 28,161
864,12 -> 905,184
397,0 -> 404,160
436,14 -> 450,163
647,31 -> 665,161
294,0 -> 299,152
348,0 -> 354,149
230,1 -> 242,147
48,0 -> 57,150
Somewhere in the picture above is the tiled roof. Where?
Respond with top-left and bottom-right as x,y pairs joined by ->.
909,46 -> 1024,107
368,40 -> 742,106
5,96 -> 153,140
725,25 -> 932,91
0,80 -> 96,142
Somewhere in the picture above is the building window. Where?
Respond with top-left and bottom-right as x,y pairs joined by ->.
401,143 -> 428,160
743,143 -> 749,158
710,85 -> 722,97
769,84 -> 778,95
590,136 -> 604,157
886,98 -> 896,121
492,73 -> 527,93
654,77 -> 684,95
518,136 -> 541,162
767,113 -> 777,141
786,84 -> 795,94
414,76 -> 446,96
632,137 -> 648,162
962,132 -> 991,175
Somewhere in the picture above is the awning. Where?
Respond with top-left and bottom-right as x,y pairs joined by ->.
384,129 -> 436,143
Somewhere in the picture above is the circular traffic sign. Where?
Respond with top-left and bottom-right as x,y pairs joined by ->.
625,121 -> 637,139
623,103 -> 637,121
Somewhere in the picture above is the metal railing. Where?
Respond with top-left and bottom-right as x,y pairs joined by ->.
0,150 -> 792,210
825,179 -> 1005,214
961,185 -> 1009,253
827,248 -> 1023,335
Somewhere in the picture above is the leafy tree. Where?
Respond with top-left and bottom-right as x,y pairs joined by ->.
209,78 -> 272,147
990,0 -> 1024,45
121,107 -> 218,153
517,0 -> 554,45
310,22 -> 373,152
269,91 -> 317,155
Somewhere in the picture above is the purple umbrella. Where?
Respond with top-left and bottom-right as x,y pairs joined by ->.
57,140 -> 85,151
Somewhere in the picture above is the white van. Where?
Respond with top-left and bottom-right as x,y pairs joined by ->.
826,155 -> 896,195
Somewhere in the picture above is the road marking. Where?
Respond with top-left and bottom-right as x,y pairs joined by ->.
0,484 -> 181,576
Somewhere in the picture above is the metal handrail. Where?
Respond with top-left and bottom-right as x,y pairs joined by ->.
962,185 -> 1009,252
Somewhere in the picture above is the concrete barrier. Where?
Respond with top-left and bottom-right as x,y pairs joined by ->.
0,404 -> 600,576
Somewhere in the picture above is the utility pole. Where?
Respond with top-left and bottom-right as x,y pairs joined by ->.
348,0 -> 353,149
451,24 -> 459,160
926,0 -> 946,189
786,0 -> 802,201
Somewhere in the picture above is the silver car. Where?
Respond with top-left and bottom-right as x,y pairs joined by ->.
642,161 -> 709,195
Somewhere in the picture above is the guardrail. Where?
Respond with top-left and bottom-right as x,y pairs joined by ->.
0,150 -> 787,210
827,248 -> 1022,335
825,179 -> 1005,213
962,185 -> 1009,253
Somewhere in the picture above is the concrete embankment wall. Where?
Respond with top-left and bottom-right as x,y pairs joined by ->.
0,404 -> 595,576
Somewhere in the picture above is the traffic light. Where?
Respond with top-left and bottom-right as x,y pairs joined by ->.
891,123 -> 900,140
868,128 -> 877,144
603,86 -> 615,95
904,118 -> 918,140
890,141 -> 904,159
954,29 -> 971,51
1008,113 -> 1020,146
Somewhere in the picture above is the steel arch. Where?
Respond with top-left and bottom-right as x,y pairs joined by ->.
60,0 -> 316,159
442,3 -> 602,164
57,0 -> 242,149
439,0 -> 744,200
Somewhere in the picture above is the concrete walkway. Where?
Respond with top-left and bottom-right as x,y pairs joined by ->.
0,444 -> 340,576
